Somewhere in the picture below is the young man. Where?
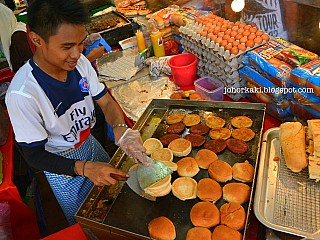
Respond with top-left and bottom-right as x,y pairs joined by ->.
5,0 -> 148,225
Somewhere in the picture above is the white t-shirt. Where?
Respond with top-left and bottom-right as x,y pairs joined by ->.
5,54 -> 107,153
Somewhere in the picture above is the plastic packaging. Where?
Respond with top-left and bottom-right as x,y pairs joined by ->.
150,28 -> 165,58
135,30 -> 147,53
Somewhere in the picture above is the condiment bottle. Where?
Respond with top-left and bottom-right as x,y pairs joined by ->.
135,29 -> 147,53
150,28 -> 165,57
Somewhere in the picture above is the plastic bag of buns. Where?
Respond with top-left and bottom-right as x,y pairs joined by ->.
244,37 -> 318,87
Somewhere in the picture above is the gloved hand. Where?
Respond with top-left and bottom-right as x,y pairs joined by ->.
116,129 -> 149,165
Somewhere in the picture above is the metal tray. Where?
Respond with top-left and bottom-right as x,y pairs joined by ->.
254,127 -> 320,237
76,99 -> 266,239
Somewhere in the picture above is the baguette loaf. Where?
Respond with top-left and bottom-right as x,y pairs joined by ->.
280,122 -> 308,172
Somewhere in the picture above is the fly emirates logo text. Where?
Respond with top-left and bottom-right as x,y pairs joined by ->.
62,107 -> 96,142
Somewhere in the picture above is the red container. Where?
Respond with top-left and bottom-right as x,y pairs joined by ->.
168,53 -> 197,87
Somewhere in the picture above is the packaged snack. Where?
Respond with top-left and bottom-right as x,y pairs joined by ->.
289,99 -> 320,120
289,59 -> 320,88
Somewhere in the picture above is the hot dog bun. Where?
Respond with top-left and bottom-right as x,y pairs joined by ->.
280,122 -> 308,172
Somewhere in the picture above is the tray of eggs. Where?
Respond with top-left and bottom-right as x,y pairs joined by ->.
179,13 -> 269,65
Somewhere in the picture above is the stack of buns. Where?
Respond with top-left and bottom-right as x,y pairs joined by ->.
168,138 -> 192,157
144,175 -> 172,197
280,122 -> 308,172
307,119 -> 320,181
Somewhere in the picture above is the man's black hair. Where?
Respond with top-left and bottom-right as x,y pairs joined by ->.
27,0 -> 89,42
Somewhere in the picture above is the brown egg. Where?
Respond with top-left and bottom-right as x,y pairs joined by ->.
256,30 -> 263,36
244,25 -> 251,30
231,26 -> 239,31
218,17 -> 224,22
235,21 -> 241,26
230,31 -> 237,37
200,30 -> 207,37
210,34 -> 218,41
250,27 -> 257,33
215,37 -> 223,44
204,27 -> 210,32
254,36 -> 263,44
223,34 -> 230,40
221,24 -> 228,29
215,26 -> 221,32
196,29 -> 202,35
207,33 -> 214,39
239,22 -> 246,28
230,46 -> 239,55
243,30 -> 251,36
225,29 -> 232,35
261,34 -> 269,41
238,43 -> 246,52
248,34 -> 256,40
237,28 -> 244,34
227,37 -> 235,44
220,40 -> 228,47
227,22 -> 234,28
246,39 -> 255,48
216,22 -> 223,27
235,34 -> 243,40
218,32 -> 225,38
232,40 -> 239,47
225,43 -> 232,51
240,36 -> 247,43
220,27 -> 227,33
208,28 -> 215,34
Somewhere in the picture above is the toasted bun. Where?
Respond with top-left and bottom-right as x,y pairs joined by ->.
223,182 -> 251,204
195,149 -> 218,169
211,225 -> 242,240
209,128 -> 231,140
206,116 -> 225,129
148,216 -> 176,240
190,202 -> 220,228
172,177 -> 197,201
143,138 -> 163,155
177,157 -> 200,177
186,227 -> 211,240
166,112 -> 185,124
280,122 -> 307,172
183,114 -> 201,127
231,116 -> 253,128
151,148 -> 173,162
232,160 -> 254,183
208,160 -> 232,182
197,178 -> 222,202
231,128 -> 255,141
220,202 -> 246,231
168,138 -> 192,157
163,161 -> 178,171
144,175 -> 172,197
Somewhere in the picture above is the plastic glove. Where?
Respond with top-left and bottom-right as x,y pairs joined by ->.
84,33 -> 101,48
116,129 -> 149,165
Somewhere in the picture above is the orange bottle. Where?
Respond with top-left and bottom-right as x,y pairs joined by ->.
150,28 -> 165,57
135,30 -> 147,53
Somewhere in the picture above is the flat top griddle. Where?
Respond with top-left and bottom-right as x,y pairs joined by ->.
77,99 -> 266,239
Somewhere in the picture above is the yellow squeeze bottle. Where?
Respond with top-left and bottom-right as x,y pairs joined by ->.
150,28 -> 165,57
135,30 -> 147,53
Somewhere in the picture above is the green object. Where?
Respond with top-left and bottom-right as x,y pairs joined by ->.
137,154 -> 172,189
15,10 -> 28,23
90,4 -> 114,15
0,151 -> 3,185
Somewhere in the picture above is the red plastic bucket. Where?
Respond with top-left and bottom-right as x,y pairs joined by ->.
168,53 -> 198,87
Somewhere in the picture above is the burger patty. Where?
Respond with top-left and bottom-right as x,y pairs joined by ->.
189,124 -> 210,135
204,139 -> 226,153
167,121 -> 185,134
226,139 -> 249,154
159,134 -> 180,146
184,134 -> 206,147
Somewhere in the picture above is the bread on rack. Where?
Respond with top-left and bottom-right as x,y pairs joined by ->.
279,122 -> 308,173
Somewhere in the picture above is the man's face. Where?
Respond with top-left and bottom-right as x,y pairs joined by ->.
40,23 -> 87,72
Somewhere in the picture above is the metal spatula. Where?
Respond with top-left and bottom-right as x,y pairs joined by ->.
137,154 -> 173,190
